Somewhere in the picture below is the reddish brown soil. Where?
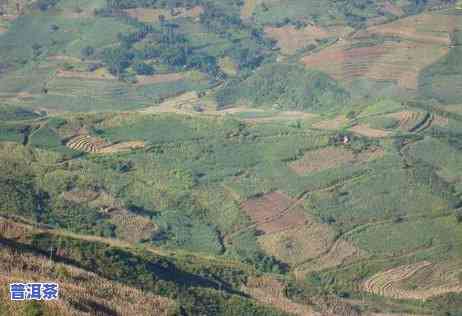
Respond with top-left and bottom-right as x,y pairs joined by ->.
241,191 -> 307,234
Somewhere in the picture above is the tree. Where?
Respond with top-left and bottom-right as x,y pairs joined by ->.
132,61 -> 155,75
80,46 -> 95,59
102,47 -> 132,77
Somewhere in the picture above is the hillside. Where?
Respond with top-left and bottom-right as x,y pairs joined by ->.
1,0 -> 462,315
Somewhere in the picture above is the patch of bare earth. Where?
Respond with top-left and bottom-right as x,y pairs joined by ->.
242,276 -> 320,316
0,246 -> 173,316
301,13 -> 455,90
366,13 -> 454,45
265,24 -> 330,54
241,191 -> 308,235
97,141 -> 145,154
312,115 -> 348,130
295,239 -> 365,279
363,261 -> 462,300
136,73 -> 184,85
125,6 -> 203,23
56,69 -> 116,80
387,110 -> 426,131
66,134 -> 144,154
289,146 -> 384,175
109,209 -> 158,243
258,219 -> 336,265
243,111 -> 317,123
432,114 -> 449,126
381,0 -> 405,17
350,124 -> 391,138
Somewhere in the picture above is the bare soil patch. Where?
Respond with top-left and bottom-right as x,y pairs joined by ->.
350,124 -> 391,138
295,239 -> 365,279
265,24 -> 330,54
366,13 -> 454,45
56,69 -> 116,81
97,141 -> 145,154
381,1 -> 405,16
312,115 -> 348,130
289,146 -> 384,175
0,245 -> 173,316
387,110 -> 425,131
301,12 -> 455,90
136,73 -> 184,85
241,0 -> 257,19
109,209 -> 158,243
241,191 -> 308,235
258,220 -> 336,265
125,6 -> 203,23
66,135 -> 144,154
242,276 -> 320,316
66,135 -> 110,153
363,261 -> 462,300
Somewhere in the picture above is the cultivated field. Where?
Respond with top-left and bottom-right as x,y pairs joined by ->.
124,6 -> 203,23
264,24 -> 331,54
0,244 -> 173,316
363,261 -> 462,300
349,124 -> 391,138
258,219 -> 335,264
300,11 -> 457,90
289,146 -> 384,175
241,191 -> 308,234
66,134 -> 145,154
242,276 -> 319,316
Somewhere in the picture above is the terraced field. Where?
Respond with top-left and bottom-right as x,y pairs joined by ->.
301,11 -> 459,90
363,261 -> 462,300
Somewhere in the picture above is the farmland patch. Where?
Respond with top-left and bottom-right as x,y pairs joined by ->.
264,24 -> 331,54
363,261 -> 462,300
349,124 -> 391,138
241,191 -> 308,235
289,146 -> 384,175
242,276 -> 319,316
124,6 -> 203,23
258,219 -> 336,265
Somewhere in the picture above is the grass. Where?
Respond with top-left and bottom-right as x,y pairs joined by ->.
350,215 -> 462,257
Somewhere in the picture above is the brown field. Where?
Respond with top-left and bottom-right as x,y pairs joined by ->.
109,209 -> 158,243
366,13 -> 454,45
96,141 -> 145,154
136,73 -> 184,85
387,110 -> 426,132
66,134 -> 144,154
242,276 -> 320,316
241,191 -> 308,234
0,247 -> 173,316
264,24 -> 330,54
312,115 -> 348,130
56,69 -> 116,81
66,135 -> 109,153
432,114 -> 449,126
350,124 -> 391,138
258,219 -> 336,265
381,0 -> 405,16
363,261 -> 462,300
241,0 -> 257,19
124,6 -> 203,23
0,26 -> 7,33
295,239 -> 365,279
300,12 -> 456,89
289,146 -> 384,175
